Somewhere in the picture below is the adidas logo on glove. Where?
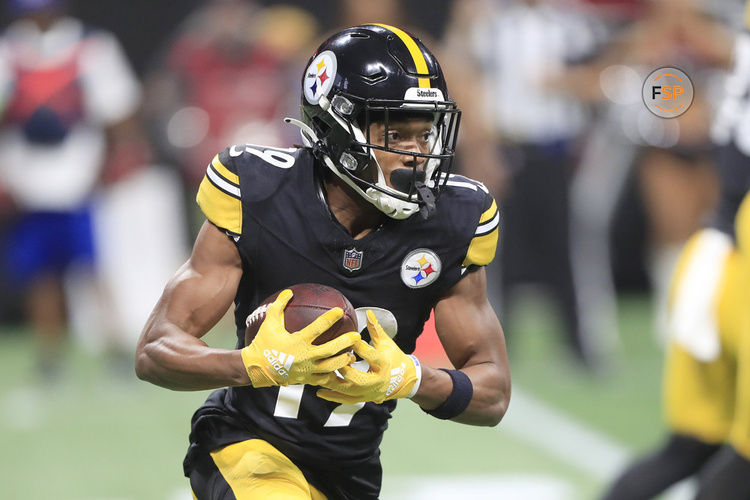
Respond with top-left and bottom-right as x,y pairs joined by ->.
264,349 -> 295,378
385,363 -> 406,397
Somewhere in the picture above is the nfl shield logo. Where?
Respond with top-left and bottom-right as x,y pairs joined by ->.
343,248 -> 363,272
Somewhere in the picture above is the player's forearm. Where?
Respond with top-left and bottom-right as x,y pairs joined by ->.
135,324 -> 250,391
411,361 -> 510,426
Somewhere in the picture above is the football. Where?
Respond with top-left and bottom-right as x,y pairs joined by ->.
244,283 -> 358,346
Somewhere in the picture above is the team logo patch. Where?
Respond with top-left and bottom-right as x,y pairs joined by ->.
304,50 -> 337,105
401,249 -> 441,288
343,248 -> 363,272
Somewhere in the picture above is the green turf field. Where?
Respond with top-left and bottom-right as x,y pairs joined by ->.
0,294 -> 668,500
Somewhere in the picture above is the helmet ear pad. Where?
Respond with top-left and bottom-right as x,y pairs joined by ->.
339,147 -> 372,176
305,99 -> 373,178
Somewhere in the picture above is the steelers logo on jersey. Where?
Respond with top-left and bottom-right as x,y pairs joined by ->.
400,248 -> 441,288
304,50 -> 337,105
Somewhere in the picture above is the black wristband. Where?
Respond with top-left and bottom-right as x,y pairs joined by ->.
424,368 -> 473,420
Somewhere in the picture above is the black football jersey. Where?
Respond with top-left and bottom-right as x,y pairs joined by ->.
184,144 -> 499,482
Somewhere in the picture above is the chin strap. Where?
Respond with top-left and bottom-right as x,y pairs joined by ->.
415,181 -> 436,220
283,118 -> 328,160
364,187 -> 418,220
285,117 -> 420,219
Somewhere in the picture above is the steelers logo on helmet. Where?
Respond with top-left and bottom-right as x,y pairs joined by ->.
304,50 -> 337,105
401,249 -> 441,289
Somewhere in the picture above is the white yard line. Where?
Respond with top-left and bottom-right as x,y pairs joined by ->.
503,388 -> 695,499
502,388 -> 631,480
381,474 -> 573,500
1,386 -> 45,431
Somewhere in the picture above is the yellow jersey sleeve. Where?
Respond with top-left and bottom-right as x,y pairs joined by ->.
462,196 -> 500,267
196,153 -> 243,236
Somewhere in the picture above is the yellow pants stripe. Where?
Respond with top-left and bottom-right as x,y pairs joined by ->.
209,439 -> 327,499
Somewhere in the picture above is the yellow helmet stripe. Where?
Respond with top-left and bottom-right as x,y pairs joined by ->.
372,23 -> 431,88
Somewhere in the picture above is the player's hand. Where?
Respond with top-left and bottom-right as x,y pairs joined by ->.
240,289 -> 360,387
316,310 -> 421,404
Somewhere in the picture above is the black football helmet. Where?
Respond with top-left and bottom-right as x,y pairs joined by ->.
286,24 -> 461,219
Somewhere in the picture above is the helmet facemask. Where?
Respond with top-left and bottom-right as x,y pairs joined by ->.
299,91 -> 461,219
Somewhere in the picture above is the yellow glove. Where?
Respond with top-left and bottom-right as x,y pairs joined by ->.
240,289 -> 360,387
316,310 -> 422,404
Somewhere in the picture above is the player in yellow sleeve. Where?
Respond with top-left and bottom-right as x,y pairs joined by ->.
136,24 -> 510,500
603,224 -> 745,499
603,6 -> 750,495
692,193 -> 750,499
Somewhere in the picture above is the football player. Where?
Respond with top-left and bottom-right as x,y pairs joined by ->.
135,24 -> 510,500
602,194 -> 750,500
602,7 -> 750,498
694,192 -> 750,499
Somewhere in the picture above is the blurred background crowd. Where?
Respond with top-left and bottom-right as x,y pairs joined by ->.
0,0 -> 746,498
